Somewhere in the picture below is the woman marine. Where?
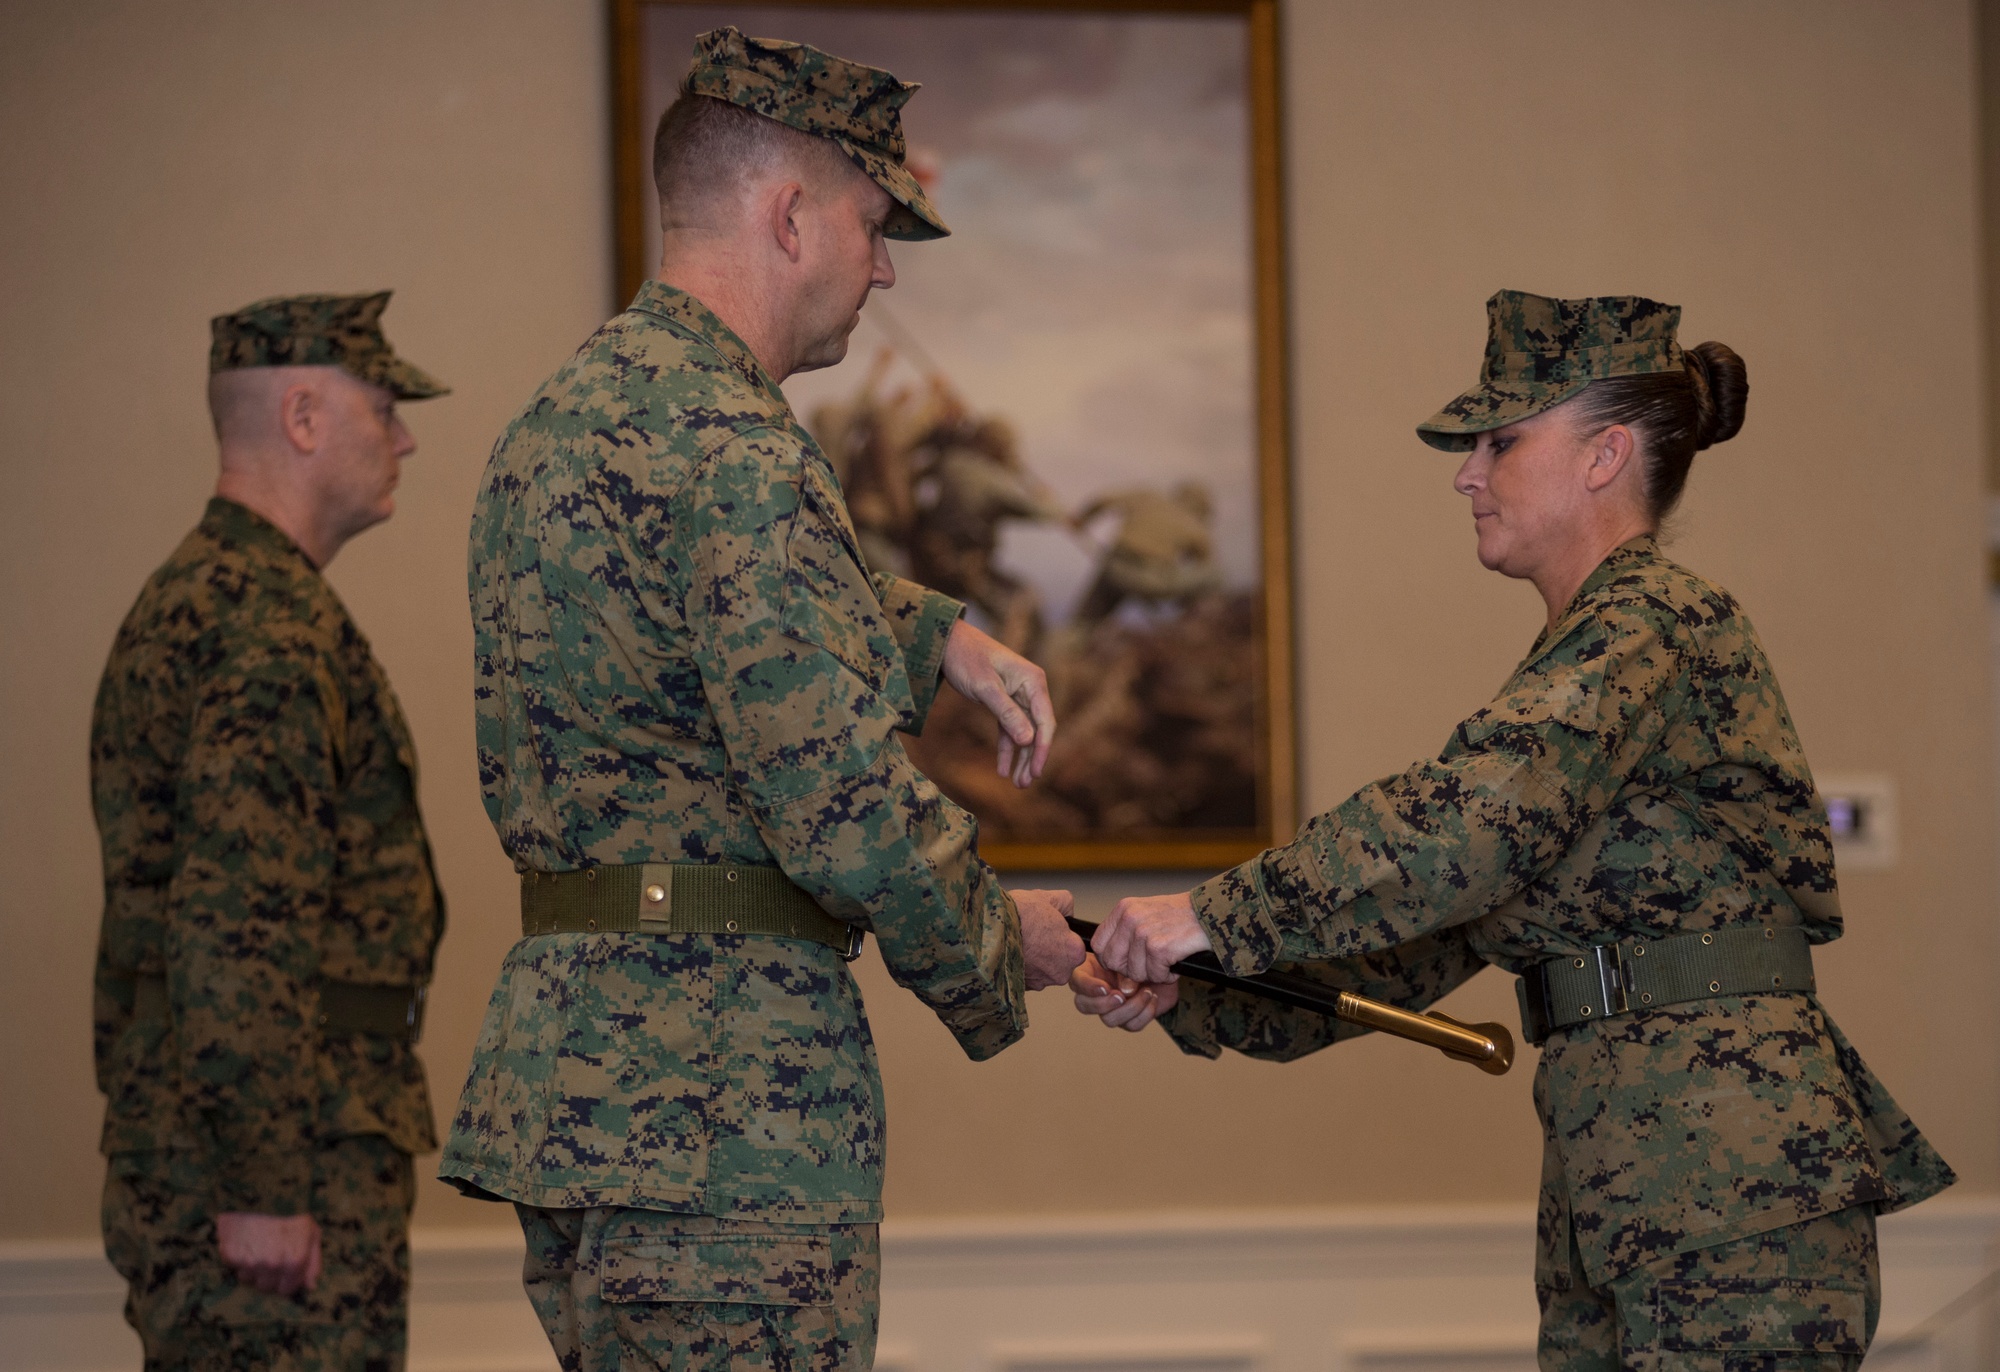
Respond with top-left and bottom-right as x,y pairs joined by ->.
1074,291 -> 1955,1371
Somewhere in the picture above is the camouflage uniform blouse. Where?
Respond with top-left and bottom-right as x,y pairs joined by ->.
439,282 -> 1026,1223
90,499 -> 443,1214
1166,538 -> 1954,1287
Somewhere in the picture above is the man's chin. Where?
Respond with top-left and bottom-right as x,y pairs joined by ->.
794,338 -> 853,375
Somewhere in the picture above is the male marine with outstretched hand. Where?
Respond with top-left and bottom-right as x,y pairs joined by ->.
440,28 -> 1084,1371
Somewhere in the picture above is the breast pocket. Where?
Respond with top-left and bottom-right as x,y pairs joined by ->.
779,463 -> 914,719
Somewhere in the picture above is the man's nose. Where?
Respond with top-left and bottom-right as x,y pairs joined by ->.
874,243 -> 896,290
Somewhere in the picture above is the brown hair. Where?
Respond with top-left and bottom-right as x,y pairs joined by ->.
652,91 -> 848,229
1567,341 -> 1749,521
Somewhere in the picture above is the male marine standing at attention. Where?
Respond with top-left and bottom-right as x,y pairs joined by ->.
439,29 -> 1085,1371
92,293 -> 449,1371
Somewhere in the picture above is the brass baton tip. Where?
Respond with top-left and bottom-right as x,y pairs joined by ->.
1470,1022 -> 1515,1075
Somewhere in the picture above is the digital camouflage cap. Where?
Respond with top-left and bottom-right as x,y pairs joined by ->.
1416,290 -> 1682,451
209,291 -> 449,400
684,26 -> 948,242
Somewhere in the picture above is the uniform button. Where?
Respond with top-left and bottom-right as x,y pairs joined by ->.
644,884 -> 666,904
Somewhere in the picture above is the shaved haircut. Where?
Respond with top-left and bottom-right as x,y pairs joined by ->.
653,91 -> 855,231
206,368 -> 296,447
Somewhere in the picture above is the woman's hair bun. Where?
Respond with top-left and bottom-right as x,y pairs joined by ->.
1685,341 -> 1748,451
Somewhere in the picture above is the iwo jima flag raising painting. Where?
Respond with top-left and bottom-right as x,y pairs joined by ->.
614,0 -> 1295,868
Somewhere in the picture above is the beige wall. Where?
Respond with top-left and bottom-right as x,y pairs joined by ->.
2,0 -> 1991,1241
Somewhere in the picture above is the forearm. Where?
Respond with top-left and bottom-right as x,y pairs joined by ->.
869,572 -> 962,732
1195,753 -> 1592,976
754,738 -> 1027,1060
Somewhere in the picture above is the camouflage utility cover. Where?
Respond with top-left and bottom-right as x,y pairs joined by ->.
1417,290 -> 1682,451
91,499 -> 444,1213
1166,539 -> 1953,1287
439,281 -> 1026,1222
685,26 -> 948,242
210,291 -> 449,401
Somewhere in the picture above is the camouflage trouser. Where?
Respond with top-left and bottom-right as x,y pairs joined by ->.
1537,1204 -> 1879,1371
101,1135 -> 415,1372
516,1205 -> 878,1372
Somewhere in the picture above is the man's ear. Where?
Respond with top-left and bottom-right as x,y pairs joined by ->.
1582,424 -> 1636,494
277,382 -> 323,456
768,180 -> 807,264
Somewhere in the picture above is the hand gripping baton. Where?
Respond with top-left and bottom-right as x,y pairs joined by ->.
1066,916 -> 1514,1076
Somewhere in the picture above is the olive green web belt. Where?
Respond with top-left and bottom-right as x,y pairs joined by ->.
1516,925 -> 1816,1045
519,862 -> 864,961
127,975 -> 427,1044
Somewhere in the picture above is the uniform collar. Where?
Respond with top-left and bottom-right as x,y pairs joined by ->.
1522,535 -> 1660,665
1569,534 -> 1659,607
202,496 -> 321,572
628,280 -> 787,406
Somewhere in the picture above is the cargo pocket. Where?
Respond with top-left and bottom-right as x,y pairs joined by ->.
600,1233 -> 834,1308
1658,1278 -> 1867,1356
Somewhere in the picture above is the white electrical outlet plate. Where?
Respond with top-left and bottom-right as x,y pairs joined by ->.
1814,773 -> 1898,872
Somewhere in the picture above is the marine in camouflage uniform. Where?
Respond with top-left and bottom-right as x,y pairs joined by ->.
440,30 -> 1039,1372
92,293 -> 448,1371
1142,293 -> 1954,1370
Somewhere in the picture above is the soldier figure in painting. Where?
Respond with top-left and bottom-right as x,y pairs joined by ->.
1075,291 -> 1956,1371
440,28 -> 1085,1371
91,292 -> 449,1372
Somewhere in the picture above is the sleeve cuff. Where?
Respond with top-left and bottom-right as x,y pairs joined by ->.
211,1148 -> 315,1215
1157,982 -> 1225,1059
1191,858 -> 1285,977
898,585 -> 964,734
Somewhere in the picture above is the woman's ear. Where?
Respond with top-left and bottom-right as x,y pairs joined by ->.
1582,424 -> 1636,494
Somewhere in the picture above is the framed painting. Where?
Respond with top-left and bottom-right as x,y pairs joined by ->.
611,0 -> 1294,869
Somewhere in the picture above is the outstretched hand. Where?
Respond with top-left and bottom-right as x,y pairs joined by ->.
1070,952 -> 1179,1031
1011,887 -> 1087,990
942,618 -> 1054,788
1091,890 -> 1210,985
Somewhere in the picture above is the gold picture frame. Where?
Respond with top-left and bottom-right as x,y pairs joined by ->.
610,0 -> 1295,870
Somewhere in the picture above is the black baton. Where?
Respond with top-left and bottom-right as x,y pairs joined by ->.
1066,915 -> 1514,1075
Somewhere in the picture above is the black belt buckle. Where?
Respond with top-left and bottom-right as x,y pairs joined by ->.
406,983 -> 428,1043
840,924 -> 865,962
1590,942 -> 1630,1020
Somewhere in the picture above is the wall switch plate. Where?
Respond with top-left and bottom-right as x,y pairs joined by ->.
1814,773 -> 1898,872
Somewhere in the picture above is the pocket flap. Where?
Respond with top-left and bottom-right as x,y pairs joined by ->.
600,1234 -> 833,1307
1659,1278 -> 1867,1353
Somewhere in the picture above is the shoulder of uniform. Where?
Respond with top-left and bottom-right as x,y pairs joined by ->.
503,309 -> 794,460
1583,550 -> 1742,651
